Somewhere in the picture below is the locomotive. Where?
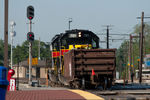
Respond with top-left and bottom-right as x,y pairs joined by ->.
49,29 -> 116,89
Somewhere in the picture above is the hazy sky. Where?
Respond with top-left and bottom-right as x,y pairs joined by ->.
0,0 -> 150,48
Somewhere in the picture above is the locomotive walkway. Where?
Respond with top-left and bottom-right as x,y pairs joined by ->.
5,86 -> 104,100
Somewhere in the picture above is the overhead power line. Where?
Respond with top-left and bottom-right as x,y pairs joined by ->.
97,33 -> 130,36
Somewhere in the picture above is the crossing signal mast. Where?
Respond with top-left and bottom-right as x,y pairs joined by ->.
27,5 -> 35,86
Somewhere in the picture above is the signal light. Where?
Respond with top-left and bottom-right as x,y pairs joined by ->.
27,6 -> 34,20
27,32 -> 34,42
29,16 -> 33,20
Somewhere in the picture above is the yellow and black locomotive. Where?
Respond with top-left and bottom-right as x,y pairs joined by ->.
50,29 -> 99,75
49,29 -> 116,89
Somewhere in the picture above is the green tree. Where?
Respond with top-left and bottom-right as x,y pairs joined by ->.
116,41 -> 129,78
0,39 -> 11,66
0,39 -> 4,65
131,23 -> 150,70
116,23 -> 150,78
13,40 -> 51,64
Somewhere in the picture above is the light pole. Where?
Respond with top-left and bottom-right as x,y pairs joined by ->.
68,18 -> 72,30
10,21 -> 16,69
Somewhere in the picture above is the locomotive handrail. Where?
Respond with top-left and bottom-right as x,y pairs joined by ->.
61,46 -> 66,49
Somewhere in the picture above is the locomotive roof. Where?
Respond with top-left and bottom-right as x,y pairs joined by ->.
60,29 -> 99,39
51,29 -> 99,43
51,34 -> 60,43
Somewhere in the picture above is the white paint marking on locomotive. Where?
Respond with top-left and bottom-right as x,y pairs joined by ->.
69,63 -> 72,77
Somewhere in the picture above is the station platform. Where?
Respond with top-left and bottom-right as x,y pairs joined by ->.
6,89 -> 104,100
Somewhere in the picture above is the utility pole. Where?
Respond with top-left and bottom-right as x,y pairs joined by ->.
38,37 -> 41,60
129,34 -> 140,82
106,26 -> 109,49
129,34 -> 132,81
102,25 -> 113,49
68,18 -> 72,30
137,12 -> 150,83
16,58 -> 19,90
4,0 -> 9,67
139,12 -> 144,84
126,41 -> 129,81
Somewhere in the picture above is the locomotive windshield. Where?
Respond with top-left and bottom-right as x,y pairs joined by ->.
61,30 -> 99,49
68,37 -> 91,45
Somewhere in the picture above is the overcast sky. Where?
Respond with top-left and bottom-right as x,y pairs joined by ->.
0,0 -> 150,48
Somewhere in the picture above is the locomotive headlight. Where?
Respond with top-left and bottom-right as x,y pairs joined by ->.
78,32 -> 82,37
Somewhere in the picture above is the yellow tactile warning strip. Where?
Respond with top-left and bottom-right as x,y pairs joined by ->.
69,90 -> 104,100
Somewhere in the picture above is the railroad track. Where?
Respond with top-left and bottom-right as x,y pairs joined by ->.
86,89 -> 150,100
86,83 -> 150,100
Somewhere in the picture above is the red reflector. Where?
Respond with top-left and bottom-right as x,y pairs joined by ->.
92,69 -> 95,76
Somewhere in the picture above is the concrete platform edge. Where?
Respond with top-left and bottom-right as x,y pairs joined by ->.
69,89 -> 104,100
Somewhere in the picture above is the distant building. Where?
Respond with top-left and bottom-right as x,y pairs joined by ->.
12,59 -> 51,84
